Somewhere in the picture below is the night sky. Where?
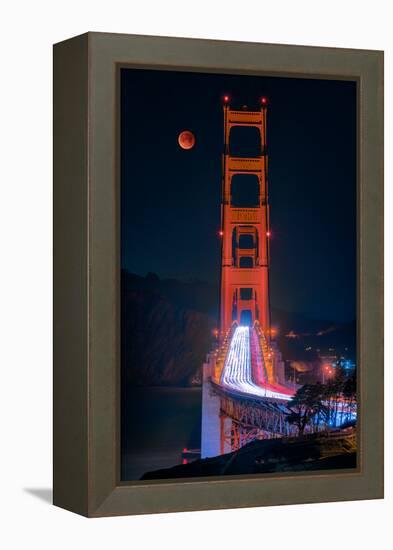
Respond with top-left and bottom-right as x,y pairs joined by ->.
121,69 -> 356,323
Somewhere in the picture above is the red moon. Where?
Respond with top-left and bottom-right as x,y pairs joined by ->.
178,130 -> 195,150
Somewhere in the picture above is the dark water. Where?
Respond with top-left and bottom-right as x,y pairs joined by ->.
121,387 -> 202,480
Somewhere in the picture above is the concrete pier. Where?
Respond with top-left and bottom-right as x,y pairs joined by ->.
201,363 -> 221,458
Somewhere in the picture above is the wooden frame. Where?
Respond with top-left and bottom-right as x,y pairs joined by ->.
53,32 -> 383,517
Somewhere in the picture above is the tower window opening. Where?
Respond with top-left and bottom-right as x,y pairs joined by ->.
229,126 -> 261,158
231,174 -> 259,208
238,234 -> 255,249
240,288 -> 253,300
239,256 -> 254,268
239,310 -> 253,327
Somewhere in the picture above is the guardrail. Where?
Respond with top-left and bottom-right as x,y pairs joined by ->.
253,321 -> 274,383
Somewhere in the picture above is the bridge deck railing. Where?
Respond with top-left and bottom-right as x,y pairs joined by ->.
211,322 -> 238,384
253,321 -> 275,383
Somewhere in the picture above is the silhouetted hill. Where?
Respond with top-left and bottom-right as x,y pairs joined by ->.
122,271 -> 219,318
121,271 -> 217,387
271,309 -> 356,362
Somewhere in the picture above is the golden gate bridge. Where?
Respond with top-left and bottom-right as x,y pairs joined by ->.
201,97 -> 297,458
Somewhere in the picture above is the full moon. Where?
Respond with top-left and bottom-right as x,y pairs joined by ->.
178,130 -> 195,150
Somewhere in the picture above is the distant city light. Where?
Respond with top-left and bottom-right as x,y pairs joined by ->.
223,95 -> 230,102
261,97 -> 268,105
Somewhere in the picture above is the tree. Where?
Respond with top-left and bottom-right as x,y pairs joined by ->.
342,371 -> 356,423
286,383 -> 328,435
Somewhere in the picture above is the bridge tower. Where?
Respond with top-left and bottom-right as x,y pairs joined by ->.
220,98 -> 271,338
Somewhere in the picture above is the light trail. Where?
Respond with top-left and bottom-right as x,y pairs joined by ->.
220,326 -> 291,401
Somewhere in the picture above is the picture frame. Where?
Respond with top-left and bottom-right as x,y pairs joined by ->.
53,32 -> 383,517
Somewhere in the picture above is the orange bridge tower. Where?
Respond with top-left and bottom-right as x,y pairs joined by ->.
220,97 -> 271,338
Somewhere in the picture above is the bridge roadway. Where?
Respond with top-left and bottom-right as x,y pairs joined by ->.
220,326 -> 293,402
